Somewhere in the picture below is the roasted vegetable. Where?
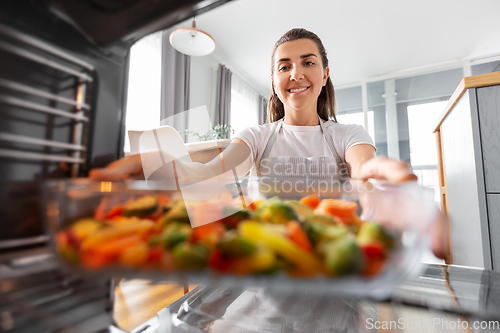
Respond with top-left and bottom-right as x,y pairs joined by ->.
284,200 -> 314,222
322,225 -> 350,242
119,242 -> 150,267
285,220 -> 312,252
150,222 -> 193,249
221,206 -> 252,228
299,194 -> 321,209
160,202 -> 190,224
70,218 -> 104,240
58,192 -> 399,279
123,196 -> 158,217
192,222 -> 226,247
158,195 -> 171,212
357,222 -> 394,249
255,197 -> 298,224
57,232 -> 79,264
314,199 -> 358,224
324,239 -> 364,276
172,242 -> 210,270
359,241 -> 386,260
80,220 -> 155,252
239,221 -> 321,276
304,222 -> 325,244
304,215 -> 344,244
217,231 -> 257,257
304,214 -> 338,226
230,247 -> 276,275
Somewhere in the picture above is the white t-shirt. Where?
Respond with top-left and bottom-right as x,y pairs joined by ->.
235,119 -> 376,176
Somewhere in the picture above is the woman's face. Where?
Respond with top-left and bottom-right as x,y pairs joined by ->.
272,38 -> 329,114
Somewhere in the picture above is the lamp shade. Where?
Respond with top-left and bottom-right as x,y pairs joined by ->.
169,20 -> 215,57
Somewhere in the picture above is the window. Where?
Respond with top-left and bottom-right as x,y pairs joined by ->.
336,85 -> 375,141
407,100 -> 448,203
337,111 -> 375,141
472,60 -> 500,75
230,75 -> 259,137
123,32 -> 162,153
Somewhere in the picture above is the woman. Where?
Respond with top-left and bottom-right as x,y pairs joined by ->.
90,28 -> 446,259
91,28 -> 414,183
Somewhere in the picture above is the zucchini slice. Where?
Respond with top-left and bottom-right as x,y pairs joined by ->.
123,196 -> 158,217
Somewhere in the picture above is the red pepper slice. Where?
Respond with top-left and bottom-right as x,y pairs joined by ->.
286,220 -> 313,252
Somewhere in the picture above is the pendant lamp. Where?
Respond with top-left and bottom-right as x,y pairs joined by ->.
169,19 -> 215,56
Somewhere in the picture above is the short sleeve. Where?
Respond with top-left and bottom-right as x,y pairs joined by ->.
344,124 -> 377,152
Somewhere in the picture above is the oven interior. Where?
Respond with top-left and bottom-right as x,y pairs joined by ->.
0,0 -> 229,331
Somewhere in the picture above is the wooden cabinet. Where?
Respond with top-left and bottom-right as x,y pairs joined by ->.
435,72 -> 500,270
487,194 -> 500,271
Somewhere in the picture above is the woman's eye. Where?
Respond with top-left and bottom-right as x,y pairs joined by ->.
279,66 -> 289,72
305,61 -> 314,66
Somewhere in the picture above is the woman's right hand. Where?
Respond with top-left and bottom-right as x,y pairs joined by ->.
89,154 -> 144,181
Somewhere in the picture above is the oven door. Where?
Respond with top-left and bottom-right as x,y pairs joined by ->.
0,1 -> 231,331
0,0 -> 231,251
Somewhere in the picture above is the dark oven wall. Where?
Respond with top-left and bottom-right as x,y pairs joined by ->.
0,0 -> 232,248
0,1 -> 233,331
0,0 -> 131,246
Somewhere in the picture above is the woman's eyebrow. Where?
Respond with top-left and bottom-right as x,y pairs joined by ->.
277,53 -> 317,63
300,53 -> 317,59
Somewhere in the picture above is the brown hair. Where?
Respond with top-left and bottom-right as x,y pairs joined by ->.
267,28 -> 337,123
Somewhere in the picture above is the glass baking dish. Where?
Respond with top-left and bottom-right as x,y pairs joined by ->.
43,177 -> 437,300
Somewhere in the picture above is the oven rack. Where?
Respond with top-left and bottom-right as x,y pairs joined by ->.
0,23 -> 93,177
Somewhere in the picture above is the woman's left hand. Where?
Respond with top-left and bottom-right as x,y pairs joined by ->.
358,156 -> 418,183
346,145 -> 417,183
347,147 -> 447,260
361,156 -> 448,261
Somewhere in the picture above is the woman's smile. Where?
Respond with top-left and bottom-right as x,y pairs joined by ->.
288,86 -> 310,94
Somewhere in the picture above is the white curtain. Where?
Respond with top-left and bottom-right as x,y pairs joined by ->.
214,64 -> 232,137
258,95 -> 267,125
230,75 -> 261,137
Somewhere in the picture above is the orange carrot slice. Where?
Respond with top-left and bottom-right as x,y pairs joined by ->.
299,194 -> 321,209
314,199 -> 358,224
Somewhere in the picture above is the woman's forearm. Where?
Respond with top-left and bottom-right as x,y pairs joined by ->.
89,139 -> 253,185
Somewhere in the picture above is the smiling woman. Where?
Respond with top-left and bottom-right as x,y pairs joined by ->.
91,27 -> 445,257
92,28 -> 417,185
233,28 -> 377,179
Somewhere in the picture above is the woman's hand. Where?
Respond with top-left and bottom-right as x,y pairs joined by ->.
347,146 -> 447,260
359,156 -> 448,260
88,139 -> 252,182
89,154 -> 144,181
358,156 -> 418,183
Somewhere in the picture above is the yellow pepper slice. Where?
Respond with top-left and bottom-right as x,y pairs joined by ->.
70,219 -> 103,239
81,220 -> 155,251
239,221 -> 322,276
230,247 -> 275,275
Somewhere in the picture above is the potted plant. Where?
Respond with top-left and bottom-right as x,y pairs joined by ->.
179,124 -> 234,142
179,125 -> 234,163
